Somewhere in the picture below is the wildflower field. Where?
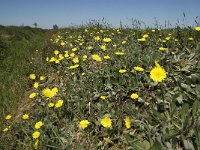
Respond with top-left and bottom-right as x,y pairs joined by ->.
0,24 -> 200,150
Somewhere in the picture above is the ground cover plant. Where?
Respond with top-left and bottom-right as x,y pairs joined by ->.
0,24 -> 200,150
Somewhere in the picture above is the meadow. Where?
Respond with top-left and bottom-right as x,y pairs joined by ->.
0,23 -> 200,150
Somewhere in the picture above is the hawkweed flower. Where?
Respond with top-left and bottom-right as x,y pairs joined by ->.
104,55 -> 110,59
124,116 -> 131,129
32,131 -> 40,139
134,66 -> 144,72
48,103 -> 54,108
29,74 -> 36,80
54,50 -> 59,55
115,52 -> 125,55
195,26 -> 200,31
72,57 -> 79,64
101,116 -> 112,128
35,121 -> 43,129
92,54 -> 102,62
39,76 -> 45,81
103,37 -> 112,43
29,93 -> 37,99
22,114 -> 29,120
159,47 -> 168,51
79,120 -> 90,129
100,45 -> 107,51
130,93 -> 139,100
33,82 -> 39,88
150,61 -> 167,82
5,115 -> 12,120
100,96 -> 106,100
55,99 -> 63,108
119,69 -> 127,73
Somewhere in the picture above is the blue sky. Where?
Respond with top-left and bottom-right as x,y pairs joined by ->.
0,0 -> 200,29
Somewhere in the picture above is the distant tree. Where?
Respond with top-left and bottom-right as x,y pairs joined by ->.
53,24 -> 59,30
33,22 -> 37,28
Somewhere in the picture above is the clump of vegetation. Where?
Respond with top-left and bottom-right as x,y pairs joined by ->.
0,23 -> 200,150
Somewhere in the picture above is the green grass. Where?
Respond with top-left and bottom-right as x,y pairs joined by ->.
0,25 -> 49,121
0,24 -> 200,150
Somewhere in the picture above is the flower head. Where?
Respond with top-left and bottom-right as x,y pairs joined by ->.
119,69 -> 127,73
92,54 -> 102,62
5,115 -> 12,120
22,114 -> 29,120
32,131 -> 40,139
29,74 -> 36,80
79,120 -> 90,129
124,116 -> 131,129
35,121 -> 43,129
130,93 -> 139,100
103,37 -> 112,43
195,26 -> 200,31
134,66 -> 144,72
33,82 -> 39,88
55,99 -> 63,108
101,116 -> 112,128
29,92 -> 37,99
150,61 -> 167,82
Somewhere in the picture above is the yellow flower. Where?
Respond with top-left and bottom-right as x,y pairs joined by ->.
83,55 -> 87,61
119,69 -> 127,73
29,74 -> 36,80
92,54 -> 102,62
61,42 -> 65,46
150,61 -> 167,82
69,64 -> 79,69
103,37 -> 112,43
42,88 -> 57,98
100,96 -> 106,100
101,116 -> 112,128
39,76 -> 45,81
143,34 -> 149,38
48,103 -> 54,108
52,87 -> 58,94
5,115 -> 12,120
130,93 -> 139,100
159,47 -> 168,51
22,114 -> 29,120
72,47 -> 78,52
115,52 -> 125,55
188,37 -> 193,41
3,127 -> 9,132
104,55 -> 110,59
54,50 -> 59,55
94,36 -> 100,41
72,57 -> 79,64
122,41 -> 126,44
124,116 -> 131,129
113,44 -> 117,48
55,99 -> 63,108
32,131 -> 40,139
33,82 -> 39,88
165,37 -> 171,40
35,121 -> 43,129
134,66 -> 144,72
70,53 -> 75,57
29,92 -> 37,99
79,120 -> 90,129
100,45 -> 107,51
195,26 -> 200,31
87,46 -> 93,50
138,38 -> 146,42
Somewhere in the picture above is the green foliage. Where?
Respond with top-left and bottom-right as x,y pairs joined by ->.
0,24 -> 200,150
